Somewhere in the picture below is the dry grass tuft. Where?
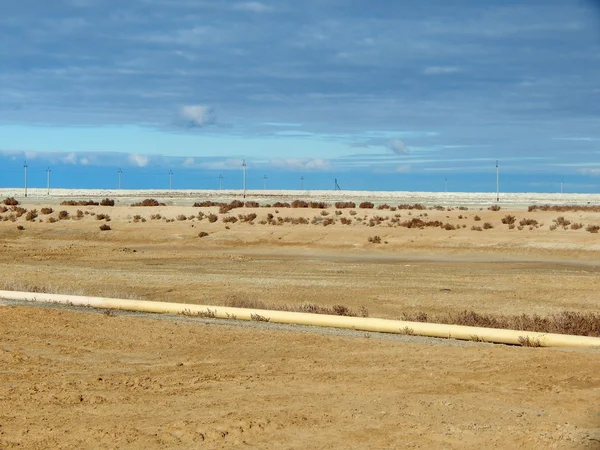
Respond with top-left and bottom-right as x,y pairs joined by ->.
400,309 -> 600,338
3,197 -> 19,206
222,296 -> 368,317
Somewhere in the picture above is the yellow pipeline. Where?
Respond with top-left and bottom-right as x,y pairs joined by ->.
1,290 -> 599,348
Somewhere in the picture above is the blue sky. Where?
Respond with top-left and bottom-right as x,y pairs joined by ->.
1,0 -> 600,192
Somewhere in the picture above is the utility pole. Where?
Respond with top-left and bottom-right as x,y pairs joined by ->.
561,180 -> 563,195
24,161 -> 28,197
263,175 -> 267,190
445,177 -> 448,193
118,168 -> 122,190
47,167 -> 51,195
242,159 -> 247,198
301,176 -> 304,190
169,170 -> 173,190
219,174 -> 223,190
495,160 -> 499,202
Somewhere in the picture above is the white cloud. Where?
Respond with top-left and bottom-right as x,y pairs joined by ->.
24,151 -> 38,160
179,105 -> 216,127
233,2 -> 273,13
128,153 -> 149,167
183,157 -> 195,167
395,164 -> 412,173
198,158 -> 245,170
269,158 -> 331,171
63,152 -> 78,164
387,139 -> 409,155
423,66 -> 461,75
579,168 -> 600,176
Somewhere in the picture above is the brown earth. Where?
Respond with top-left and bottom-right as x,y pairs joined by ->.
1,200 -> 600,449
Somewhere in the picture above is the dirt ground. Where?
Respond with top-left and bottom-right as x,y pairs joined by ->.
1,198 -> 600,449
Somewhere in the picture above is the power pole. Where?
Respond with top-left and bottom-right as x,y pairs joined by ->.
169,170 -> 173,190
301,176 -> 304,190
445,177 -> 448,193
118,168 -> 122,190
495,160 -> 499,202
219,174 -> 223,190
242,159 -> 247,198
263,175 -> 267,190
47,167 -> 51,195
24,161 -> 28,197
561,180 -> 563,195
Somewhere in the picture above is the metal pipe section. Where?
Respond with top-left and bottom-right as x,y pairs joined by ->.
2,290 -> 599,348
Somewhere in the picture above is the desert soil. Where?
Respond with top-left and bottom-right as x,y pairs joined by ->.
1,195 -> 600,449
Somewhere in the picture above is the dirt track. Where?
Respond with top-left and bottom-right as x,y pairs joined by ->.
1,198 -> 600,448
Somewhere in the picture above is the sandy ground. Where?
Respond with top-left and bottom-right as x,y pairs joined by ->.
1,193 -> 600,449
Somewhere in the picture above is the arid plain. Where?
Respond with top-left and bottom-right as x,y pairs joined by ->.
1,191 -> 600,449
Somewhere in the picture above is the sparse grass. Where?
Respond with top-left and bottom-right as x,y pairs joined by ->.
519,218 -> 538,227
368,235 -> 382,244
471,225 -> 482,231
528,204 -> 600,212
400,309 -> 600,338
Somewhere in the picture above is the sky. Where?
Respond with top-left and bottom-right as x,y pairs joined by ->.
1,0 -> 600,192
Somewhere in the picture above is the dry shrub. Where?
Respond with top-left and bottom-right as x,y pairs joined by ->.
340,217 -> 352,225
222,296 -> 368,317
473,215 -> 481,221
272,202 -> 290,208
193,200 -> 222,207
0,206 -> 7,213
75,210 -> 84,219
322,217 -> 335,226
207,213 -> 218,223
245,201 -> 259,207
368,235 -> 382,243
320,210 -> 329,216
291,200 -> 309,208
359,202 -> 374,209
61,200 -> 99,206
528,204 -> 600,212
150,214 -> 162,220
377,204 -> 390,210
99,224 -> 111,231
335,202 -> 355,208
198,231 -> 209,238
471,225 -> 482,231
335,210 -> 342,215
488,205 -> 501,211
58,210 -> 70,220
349,210 -> 357,216
586,224 -> 600,233
3,197 -> 19,206
176,214 -> 187,221
398,204 -> 426,210
16,225 -> 25,231
309,201 -> 328,209
501,214 -> 516,225
47,217 -> 57,223
239,213 -> 257,223
483,222 -> 493,229
222,215 -> 238,223
400,309 -> 600,338
519,218 -> 538,226
13,207 -> 27,217
25,209 -> 38,221
570,222 -> 583,230
40,207 -> 54,215
131,198 -> 165,207
442,223 -> 456,230
100,198 -> 115,206
398,218 -> 443,229
96,213 -> 110,221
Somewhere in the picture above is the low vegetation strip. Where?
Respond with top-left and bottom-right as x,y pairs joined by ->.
528,204 -> 600,212
400,310 -> 600,337
221,296 -> 369,317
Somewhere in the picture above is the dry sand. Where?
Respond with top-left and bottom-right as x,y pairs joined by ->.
1,192 -> 600,449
